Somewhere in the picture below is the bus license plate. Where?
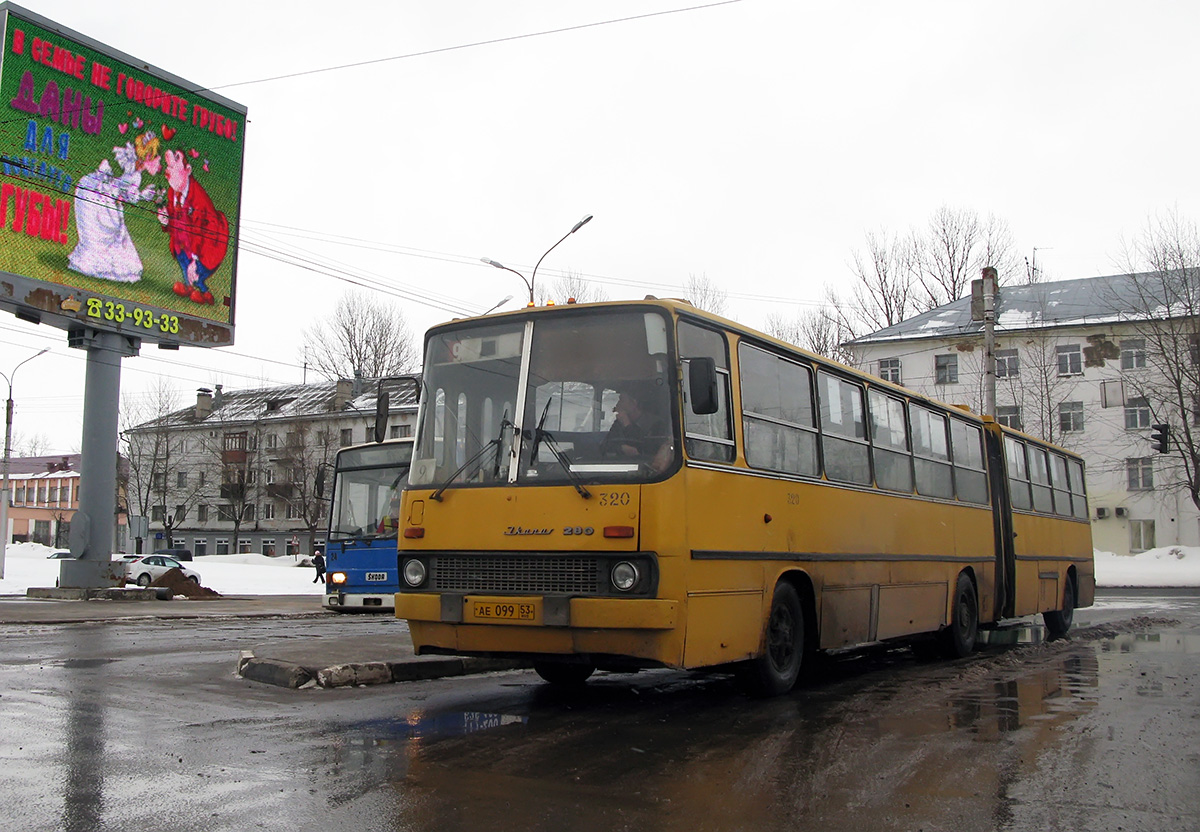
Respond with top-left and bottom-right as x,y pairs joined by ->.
472,601 -> 537,622
365,572 -> 388,582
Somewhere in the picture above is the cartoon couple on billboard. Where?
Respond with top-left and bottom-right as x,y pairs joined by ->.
68,130 -> 228,305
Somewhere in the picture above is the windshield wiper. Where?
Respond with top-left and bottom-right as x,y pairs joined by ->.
430,415 -> 512,502
532,425 -> 592,500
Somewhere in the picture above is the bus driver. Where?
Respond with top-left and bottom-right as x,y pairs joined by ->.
602,384 -> 672,474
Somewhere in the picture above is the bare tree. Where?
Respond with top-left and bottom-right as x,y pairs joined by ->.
684,273 -> 729,316
120,380 -> 209,551
911,206 -> 1020,311
536,270 -> 609,305
302,290 -> 419,381
1117,209 -> 1200,510
12,431 -> 52,457
269,421 -> 340,552
845,228 -> 918,336
764,306 -> 853,364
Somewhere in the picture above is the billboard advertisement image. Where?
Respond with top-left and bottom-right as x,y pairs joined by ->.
0,3 -> 246,346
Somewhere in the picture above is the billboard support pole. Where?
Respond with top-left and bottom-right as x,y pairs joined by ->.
58,329 -> 139,588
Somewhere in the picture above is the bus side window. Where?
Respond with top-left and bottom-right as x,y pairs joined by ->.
1005,436 -> 1032,511
679,322 -> 734,463
740,343 -> 818,477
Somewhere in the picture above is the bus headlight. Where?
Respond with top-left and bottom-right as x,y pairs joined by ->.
330,572 -> 347,585
402,559 -> 427,588
611,561 -> 640,592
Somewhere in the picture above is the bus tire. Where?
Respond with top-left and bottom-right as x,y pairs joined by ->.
741,582 -> 805,697
534,661 -> 595,687
941,572 -> 978,659
1043,572 -> 1075,639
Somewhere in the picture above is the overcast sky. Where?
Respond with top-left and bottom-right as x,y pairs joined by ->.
4,0 -> 1199,455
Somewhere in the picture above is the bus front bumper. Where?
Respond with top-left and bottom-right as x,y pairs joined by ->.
325,592 -> 394,610
394,593 -> 678,630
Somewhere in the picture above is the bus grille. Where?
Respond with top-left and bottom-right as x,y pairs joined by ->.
432,555 -> 601,595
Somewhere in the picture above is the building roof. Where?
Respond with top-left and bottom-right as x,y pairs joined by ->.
128,375 -> 421,433
847,271 -> 1190,346
5,454 -> 82,476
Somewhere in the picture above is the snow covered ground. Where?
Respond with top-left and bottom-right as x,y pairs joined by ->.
0,542 -> 1197,597
0,542 -> 325,596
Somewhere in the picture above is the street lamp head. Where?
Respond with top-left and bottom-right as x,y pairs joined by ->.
571,214 -> 593,234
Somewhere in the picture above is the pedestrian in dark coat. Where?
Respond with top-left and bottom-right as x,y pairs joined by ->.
312,550 -> 326,583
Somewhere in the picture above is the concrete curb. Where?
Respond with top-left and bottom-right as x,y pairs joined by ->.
237,651 -> 528,689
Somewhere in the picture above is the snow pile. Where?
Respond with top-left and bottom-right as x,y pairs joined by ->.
1094,547 -> 1200,588
3,542 -> 1199,595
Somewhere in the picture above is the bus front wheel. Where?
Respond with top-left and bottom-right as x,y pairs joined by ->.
741,582 -> 805,697
941,572 -> 979,659
534,660 -> 595,687
1043,572 -> 1075,639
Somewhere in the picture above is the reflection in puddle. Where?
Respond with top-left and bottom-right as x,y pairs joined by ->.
1103,632 -> 1200,655
324,648 -> 1108,832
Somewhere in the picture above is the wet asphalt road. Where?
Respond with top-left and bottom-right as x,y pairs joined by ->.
1,589 -> 1197,832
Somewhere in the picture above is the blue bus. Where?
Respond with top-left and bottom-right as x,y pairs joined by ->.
322,438 -> 412,612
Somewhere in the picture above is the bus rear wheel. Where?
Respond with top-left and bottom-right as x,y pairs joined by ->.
534,660 -> 595,687
1043,572 -> 1076,639
941,572 -> 979,659
741,582 -> 805,697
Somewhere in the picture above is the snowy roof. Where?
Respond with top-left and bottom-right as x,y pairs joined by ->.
847,271 -> 1194,346
5,454 -> 82,476
128,375 -> 421,433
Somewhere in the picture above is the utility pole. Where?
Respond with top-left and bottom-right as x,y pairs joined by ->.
972,267 -> 999,418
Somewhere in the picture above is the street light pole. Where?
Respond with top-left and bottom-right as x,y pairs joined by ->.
0,347 -> 50,579
481,214 -> 593,306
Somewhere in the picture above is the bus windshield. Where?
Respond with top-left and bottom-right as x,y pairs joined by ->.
410,308 -> 676,489
329,442 -> 411,540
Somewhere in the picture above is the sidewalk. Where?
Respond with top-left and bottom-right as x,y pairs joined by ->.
0,593 -> 527,689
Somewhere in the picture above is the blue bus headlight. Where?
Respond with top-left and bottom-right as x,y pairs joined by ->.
611,561 -> 640,592
330,572 -> 347,585
402,559 -> 427,588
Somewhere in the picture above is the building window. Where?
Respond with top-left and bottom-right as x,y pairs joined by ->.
217,505 -> 236,522
151,506 -> 165,522
48,485 -> 59,503
14,486 -> 25,504
175,505 -> 186,522
389,424 -> 414,439
935,354 -> 958,385
152,472 -> 165,490
264,468 -> 275,485
262,502 -> 276,520
877,358 -> 901,384
995,349 -> 1019,378
287,502 -> 302,520
1059,401 -> 1085,433
243,504 -> 256,522
340,428 -> 353,446
193,538 -> 208,557
246,469 -> 257,486
1120,338 -> 1146,370
198,471 -> 206,487
1124,397 -> 1151,430
197,504 -> 209,523
238,538 -> 252,554
261,538 -> 276,557
1129,519 -> 1156,553
1126,457 -> 1154,491
265,434 -> 278,450
177,471 -> 187,488
1056,344 -> 1082,376
996,405 -> 1022,431
215,538 -> 230,555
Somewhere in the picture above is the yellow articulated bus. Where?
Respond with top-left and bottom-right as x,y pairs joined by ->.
394,299 -> 1094,695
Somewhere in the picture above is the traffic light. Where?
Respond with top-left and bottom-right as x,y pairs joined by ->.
1150,423 -> 1170,454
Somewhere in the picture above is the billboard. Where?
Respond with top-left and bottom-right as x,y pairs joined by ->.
0,3 -> 245,346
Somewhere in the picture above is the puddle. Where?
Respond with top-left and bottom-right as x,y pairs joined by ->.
1100,631 -> 1200,654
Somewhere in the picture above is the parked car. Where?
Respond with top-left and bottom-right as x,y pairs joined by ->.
153,546 -> 193,561
121,555 -> 201,587
47,549 -> 73,559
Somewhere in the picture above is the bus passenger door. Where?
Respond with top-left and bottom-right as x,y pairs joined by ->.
984,426 -> 1016,619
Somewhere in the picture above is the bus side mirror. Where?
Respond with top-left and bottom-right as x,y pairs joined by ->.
315,465 -> 326,499
688,358 -> 719,415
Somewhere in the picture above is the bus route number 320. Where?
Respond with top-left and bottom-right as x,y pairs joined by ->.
472,601 -> 536,621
